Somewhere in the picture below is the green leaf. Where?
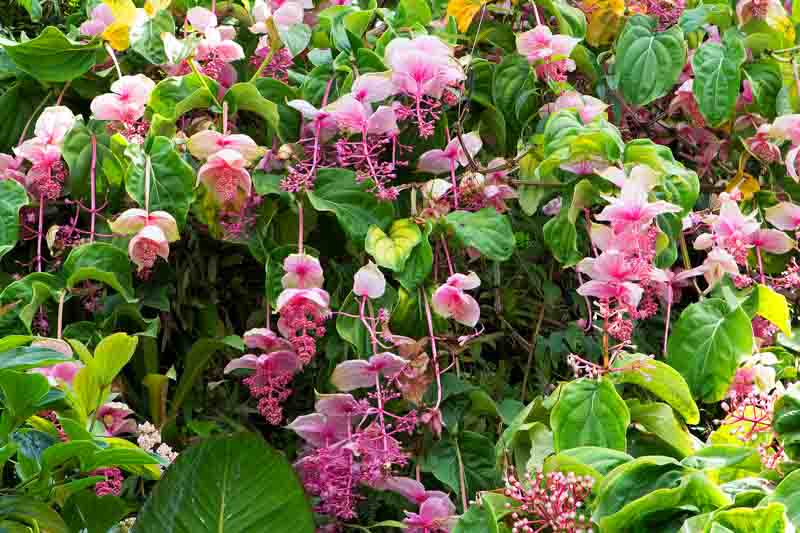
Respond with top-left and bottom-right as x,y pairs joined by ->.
337,287 -> 397,356
0,370 -> 50,436
61,122 -> 125,201
593,458 -> 729,530
41,441 -> 99,474
444,209 -> 515,261
542,209 -> 581,266
169,337 -> 243,419
765,469 -> 800,527
81,447 -> 162,473
62,491 -> 129,533
396,223 -> 433,291
613,15 -> 686,106
746,284 -> 792,336
124,136 -> 196,227
93,332 -> 138,387
678,4 -> 733,34
307,168 -> 394,242
0,180 -> 28,261
423,431 -> 501,508
0,273 -> 62,335
63,243 -> 135,302
611,353 -> 700,424
691,28 -> 746,127
395,0 -> 432,26
130,10 -> 174,64
454,503 -> 493,533
744,60 -> 782,118
0,497 -> 68,533
0,81 -> 47,153
278,23 -> 313,57
0,346 -> 72,371
0,27 -> 102,82
539,0 -> 587,38
629,401 -> 695,458
709,503 -> 793,532
147,73 -> 221,122
223,83 -> 280,135
544,446 -> 632,479
550,378 -> 630,452
365,219 -> 422,272
16,0 -> 42,21
133,433 -> 313,533
667,298 -> 753,403
774,383 -> 800,460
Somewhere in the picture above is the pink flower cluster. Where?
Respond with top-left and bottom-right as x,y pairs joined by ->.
504,470 -> 594,533
90,75 -> 155,143
516,25 -> 580,83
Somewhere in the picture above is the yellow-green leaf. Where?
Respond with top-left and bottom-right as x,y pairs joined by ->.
446,0 -> 486,32
365,219 -> 422,272
754,284 -> 792,336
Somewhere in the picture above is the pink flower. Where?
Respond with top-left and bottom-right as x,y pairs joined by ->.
287,100 -> 339,141
539,91 -> 608,123
96,402 -> 137,436
744,124 -> 782,163
186,7 -> 218,32
197,149 -> 253,206
765,201 -> 800,231
19,106 -> 75,150
702,248 -> 740,286
596,166 -> 680,233
403,495 -> 457,533
129,224 -> 170,272
385,36 -> 465,99
80,3 -> 115,36
576,250 -> 643,306
373,477 -> 450,506
196,27 -> 245,63
243,327 -> 294,352
328,96 -> 399,136
315,393 -> 361,422
786,145 -> 800,182
282,253 -> 324,289
0,153 -> 25,182
351,73 -> 397,104
353,261 -> 386,299
771,114 -> 800,145
276,287 -> 330,313
516,24 -> 579,77
542,197 -> 562,216
287,412 -> 349,447
418,133 -> 482,175
223,350 -> 299,377
694,198 -> 760,257
431,272 -> 481,327
90,75 -> 156,124
30,361 -> 82,387
250,0 -> 306,31
649,265 -> 707,303
110,209 -> 179,241
748,229 -> 795,254
188,130 -> 264,162
330,352 -> 407,391
728,367 -> 756,398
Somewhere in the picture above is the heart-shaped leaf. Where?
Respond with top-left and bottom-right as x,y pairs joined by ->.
365,218 -> 422,272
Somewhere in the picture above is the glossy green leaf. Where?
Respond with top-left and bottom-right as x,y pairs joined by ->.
93,332 -> 138,387
0,180 -> 28,261
63,243 -> 135,302
223,83 -> 281,135
611,353 -> 700,424
133,433 -> 314,533
0,497 -> 68,533
396,223 -> 433,291
550,378 -> 630,452
130,10 -> 175,64
0,346 -> 72,371
765,469 -> 800,527
365,218 -> 422,272
0,370 -> 50,436
613,15 -> 686,106
0,27 -> 102,82
147,73 -> 221,121
629,401 -> 695,458
774,383 -> 800,460
542,209 -> 582,266
667,298 -> 753,403
445,209 -> 515,261
691,28 -> 746,127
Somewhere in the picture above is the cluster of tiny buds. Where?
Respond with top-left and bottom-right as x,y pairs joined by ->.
715,391 -> 775,442
504,470 -> 594,533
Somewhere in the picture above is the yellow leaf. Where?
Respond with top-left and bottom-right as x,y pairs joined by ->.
726,173 -> 760,200
144,0 -> 171,17
584,0 -> 625,47
103,22 -> 131,51
446,0 -> 486,32
753,284 -> 792,336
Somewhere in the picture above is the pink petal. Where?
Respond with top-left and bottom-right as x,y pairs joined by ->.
34,106 -> 75,146
273,2 -> 305,27
454,132 -> 483,167
286,413 -> 345,447
446,271 -> 480,290
353,261 -> 386,299
282,254 -> 324,289
223,354 -> 260,373
110,75 -> 155,107
550,35 -> 580,58
432,285 -> 480,327
330,360 -> 375,391
187,7 -> 218,32
315,393 -> 359,418
147,211 -> 180,242
787,145 -> 800,183
129,225 -> 170,271
352,73 -> 397,103
329,95 -> 370,133
110,208 -> 150,235
765,202 -> 800,231
243,328 -> 293,352
418,149 -> 453,175
366,105 -> 399,136
750,229 -> 795,254
90,94 -> 127,122
188,130 -> 225,160
275,288 -> 330,312
516,25 -> 554,62
771,114 -> 800,145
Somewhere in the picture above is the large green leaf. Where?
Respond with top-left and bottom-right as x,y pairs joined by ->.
611,353 -> 699,424
62,243 -> 135,302
125,136 -> 196,227
667,298 -> 753,403
628,401 -> 695,458
0,27 -> 102,82
61,121 -> 125,201
92,333 -> 138,387
765,469 -> 800,527
396,223 -> 433,291
0,273 -> 62,335
550,378 -> 630,452
307,168 -> 394,242
223,83 -> 280,135
0,81 -> 47,153
444,209 -> 515,262
593,457 -> 729,530
0,497 -> 68,533
0,179 -> 28,260
691,28 -> 746,127
744,60 -> 782,119
0,346 -> 72,371
365,218 -> 422,272
613,15 -> 686,106
130,10 -> 175,65
147,74 -> 221,121
133,433 -> 314,533
0,370 -> 51,437
707,503 -> 793,532
542,209 -> 581,266
774,383 -> 800,460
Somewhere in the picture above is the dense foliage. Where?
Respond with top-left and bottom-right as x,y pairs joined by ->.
2,0 -> 800,531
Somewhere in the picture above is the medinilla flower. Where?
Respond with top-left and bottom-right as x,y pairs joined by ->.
197,149 -> 253,206
129,225 -> 171,272
187,130 -> 264,162
694,197 -> 760,260
96,402 -> 137,436
743,124 -> 782,163
516,25 -> 580,82
15,106 -> 75,164
328,96 -> 399,136
372,477 -> 450,506
748,229 -> 795,255
110,208 -> 179,240
770,114 -> 800,145
250,0 -> 307,31
418,132 -> 482,175
330,352 -> 407,391
30,357 -> 82,387
765,201 -> 800,231
80,3 -> 115,35
90,74 -> 155,124
384,36 -> 465,100
243,327 -> 295,352
431,272 -> 481,327
286,412 -> 349,447
282,254 -> 324,289
314,393 -> 361,425
287,100 -> 339,141
576,250 -> 643,307
596,165 -> 681,234
701,247 -> 740,286
351,73 -> 398,104
353,261 -> 386,299
223,349 -> 300,377
539,90 -> 608,124
403,495 -> 457,533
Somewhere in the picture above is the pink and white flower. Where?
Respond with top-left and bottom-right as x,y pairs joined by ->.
80,3 -> 115,36
96,402 -> 138,436
538,90 -> 608,124
765,201 -> 800,231
197,149 -> 252,206
330,352 -> 407,391
353,261 -> 386,299
384,36 -> 465,100
129,224 -> 171,272
432,272 -> 481,327
418,133 -> 482,175
188,130 -> 264,162
576,250 -> 643,307
110,209 -> 179,241
90,75 -> 156,124
282,254 -> 324,289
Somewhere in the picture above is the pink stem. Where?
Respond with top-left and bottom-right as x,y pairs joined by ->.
36,195 -> 44,272
441,236 -> 455,276
663,290 -> 672,358
422,290 -> 443,410
297,200 -> 304,254
450,160 -> 459,209
756,246 -> 766,285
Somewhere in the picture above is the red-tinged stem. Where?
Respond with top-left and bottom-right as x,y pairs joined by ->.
450,160 -> 459,209
422,289 -> 443,410
57,290 -> 65,339
663,291 -> 672,358
441,236 -> 455,276
36,195 -> 45,273
55,81 -> 71,106
297,200 -> 304,255
90,135 -> 97,242
756,246 -> 766,285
